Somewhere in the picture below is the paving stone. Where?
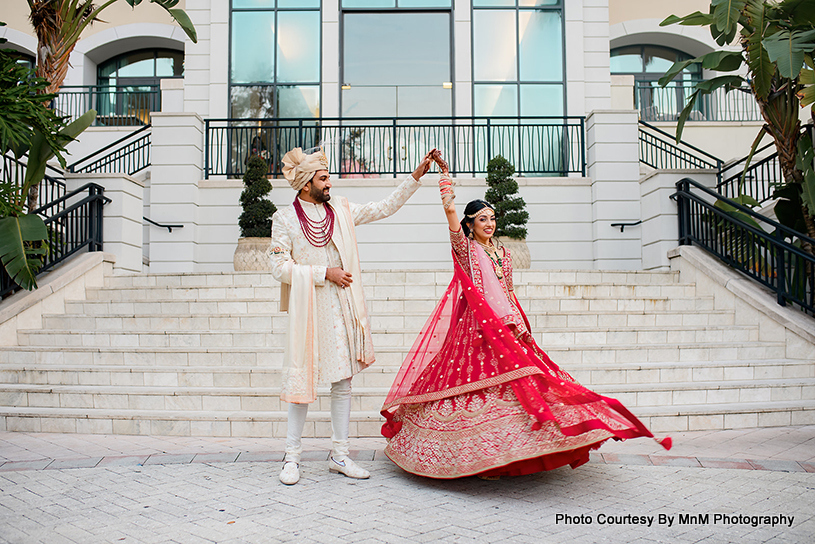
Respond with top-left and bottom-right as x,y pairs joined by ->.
648,455 -> 702,468
235,451 -> 283,463
143,453 -> 195,466
44,457 -> 102,470
96,455 -> 149,467
0,459 -> 52,472
601,453 -> 653,466
191,452 -> 240,464
300,450 -> 330,461
697,457 -> 754,470
747,459 -> 807,472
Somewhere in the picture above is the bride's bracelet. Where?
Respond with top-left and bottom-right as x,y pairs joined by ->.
438,173 -> 455,209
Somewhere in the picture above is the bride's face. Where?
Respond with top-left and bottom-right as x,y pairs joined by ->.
472,212 -> 496,243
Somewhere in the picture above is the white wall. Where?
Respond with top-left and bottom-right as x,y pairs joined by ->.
195,176 -> 596,272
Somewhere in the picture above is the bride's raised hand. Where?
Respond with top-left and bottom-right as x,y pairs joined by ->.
431,149 -> 449,175
412,150 -> 435,180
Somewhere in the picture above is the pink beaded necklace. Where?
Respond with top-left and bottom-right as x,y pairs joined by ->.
293,198 -> 335,247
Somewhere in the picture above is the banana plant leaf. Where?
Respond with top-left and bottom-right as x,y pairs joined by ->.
0,214 -> 48,291
762,29 -> 815,79
23,109 -> 96,196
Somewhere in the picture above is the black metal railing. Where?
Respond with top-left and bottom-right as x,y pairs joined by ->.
68,125 -> 151,176
636,80 -> 762,122
717,126 -> 813,205
52,85 -> 159,126
717,142 -> 780,204
1,153 -> 67,213
0,182 -> 109,298
674,177 -> 815,316
204,116 -> 586,179
639,120 -> 723,171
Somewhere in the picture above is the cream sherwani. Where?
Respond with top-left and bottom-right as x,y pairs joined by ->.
271,175 -> 422,402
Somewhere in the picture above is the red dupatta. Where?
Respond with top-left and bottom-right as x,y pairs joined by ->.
381,253 -> 671,451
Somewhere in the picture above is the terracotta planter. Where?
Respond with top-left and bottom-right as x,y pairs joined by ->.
496,236 -> 531,269
233,237 -> 272,271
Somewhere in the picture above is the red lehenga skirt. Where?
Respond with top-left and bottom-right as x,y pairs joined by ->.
381,260 -> 670,479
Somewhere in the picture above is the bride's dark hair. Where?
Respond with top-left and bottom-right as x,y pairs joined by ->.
460,199 -> 495,237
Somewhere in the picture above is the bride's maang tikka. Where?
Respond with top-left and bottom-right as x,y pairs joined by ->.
466,206 -> 495,220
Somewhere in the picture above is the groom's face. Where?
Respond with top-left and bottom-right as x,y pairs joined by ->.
308,170 -> 331,203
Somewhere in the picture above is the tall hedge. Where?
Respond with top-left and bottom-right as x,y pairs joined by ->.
238,155 -> 277,238
485,155 -> 528,239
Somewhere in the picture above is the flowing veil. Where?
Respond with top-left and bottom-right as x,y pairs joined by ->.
382,252 -> 671,451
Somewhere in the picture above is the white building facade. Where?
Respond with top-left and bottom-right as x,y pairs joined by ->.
1,0 -> 765,273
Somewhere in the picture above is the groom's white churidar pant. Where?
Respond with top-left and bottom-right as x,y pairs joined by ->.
285,378 -> 351,463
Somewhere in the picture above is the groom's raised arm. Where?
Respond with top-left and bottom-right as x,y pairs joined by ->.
349,152 -> 434,225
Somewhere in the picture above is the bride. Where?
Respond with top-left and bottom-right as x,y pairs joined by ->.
380,150 -> 670,479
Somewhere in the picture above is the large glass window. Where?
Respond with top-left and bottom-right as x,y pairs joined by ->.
229,0 -> 321,119
342,11 -> 452,118
472,0 -> 564,118
341,1 -> 451,7
610,45 -> 700,81
92,49 -> 180,124
98,49 -> 183,86
472,1 -> 565,174
611,45 -> 703,121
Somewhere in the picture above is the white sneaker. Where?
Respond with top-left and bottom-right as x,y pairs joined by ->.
279,461 -> 300,485
328,456 -> 370,479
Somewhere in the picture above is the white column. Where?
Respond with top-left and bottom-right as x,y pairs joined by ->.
641,170 -> 718,271
453,0 -> 472,117
160,79 -> 185,113
586,109 -> 641,270
582,0 -> 611,112
183,3 -> 213,117
64,174 -> 144,274
148,112 -> 204,273
322,1 -> 340,118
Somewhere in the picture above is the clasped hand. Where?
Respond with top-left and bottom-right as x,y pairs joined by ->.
326,267 -> 353,288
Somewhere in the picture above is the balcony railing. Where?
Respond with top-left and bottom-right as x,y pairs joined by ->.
52,85 -> 160,126
204,117 -> 586,179
636,80 -> 762,123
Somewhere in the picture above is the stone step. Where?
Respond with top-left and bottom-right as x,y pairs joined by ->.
87,282 -> 698,301
65,295 -> 717,316
0,338 -> 793,367
1,378 -> 813,414
1,358 -> 810,389
2,400 -> 813,436
36,314 -> 759,344
54,306 -> 740,330
102,270 -> 682,289
17,326 -> 776,350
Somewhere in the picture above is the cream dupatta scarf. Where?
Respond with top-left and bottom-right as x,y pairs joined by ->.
280,196 -> 375,403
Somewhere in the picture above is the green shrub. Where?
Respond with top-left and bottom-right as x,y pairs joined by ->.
238,155 -> 277,238
485,155 -> 528,239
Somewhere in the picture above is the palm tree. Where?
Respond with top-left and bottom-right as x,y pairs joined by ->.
27,0 -> 197,94
659,0 -> 815,239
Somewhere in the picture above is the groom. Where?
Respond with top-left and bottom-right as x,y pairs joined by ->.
270,146 -> 432,484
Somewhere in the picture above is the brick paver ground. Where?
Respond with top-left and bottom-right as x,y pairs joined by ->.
1,427 -> 814,543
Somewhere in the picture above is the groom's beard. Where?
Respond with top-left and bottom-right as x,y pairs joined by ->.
310,183 -> 330,203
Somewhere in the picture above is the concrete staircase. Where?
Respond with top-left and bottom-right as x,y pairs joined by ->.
1,265 -> 813,437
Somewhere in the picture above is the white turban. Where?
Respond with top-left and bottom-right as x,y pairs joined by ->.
281,147 -> 329,191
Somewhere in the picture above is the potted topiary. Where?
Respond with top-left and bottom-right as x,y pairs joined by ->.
233,154 -> 277,271
485,155 -> 531,268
